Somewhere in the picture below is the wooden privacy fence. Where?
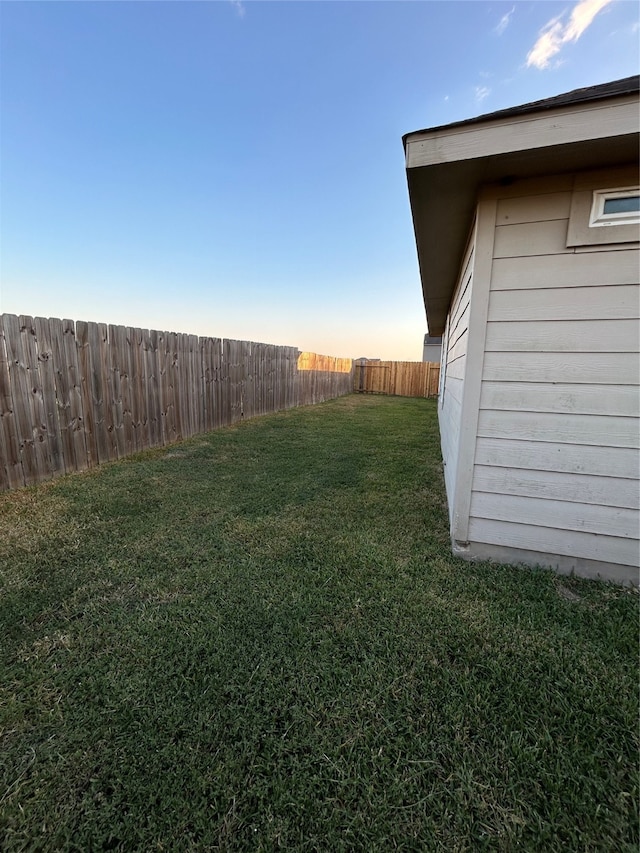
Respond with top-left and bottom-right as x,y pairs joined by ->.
0,314 -> 354,492
297,352 -> 354,406
354,360 -> 440,398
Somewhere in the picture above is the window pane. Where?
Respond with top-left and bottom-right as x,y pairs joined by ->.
603,195 -> 640,214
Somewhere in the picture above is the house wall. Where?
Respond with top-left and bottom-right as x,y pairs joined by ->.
459,169 -> 639,583
438,224 -> 476,524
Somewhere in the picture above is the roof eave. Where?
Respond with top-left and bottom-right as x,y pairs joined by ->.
405,84 -> 640,336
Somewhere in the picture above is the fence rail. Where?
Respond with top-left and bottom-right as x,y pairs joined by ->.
354,360 -> 440,398
0,314 -> 354,492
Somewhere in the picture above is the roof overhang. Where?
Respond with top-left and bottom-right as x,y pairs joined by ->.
404,78 -> 640,335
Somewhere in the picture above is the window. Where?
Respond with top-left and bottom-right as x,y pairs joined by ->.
566,168 -> 640,247
589,187 -> 640,228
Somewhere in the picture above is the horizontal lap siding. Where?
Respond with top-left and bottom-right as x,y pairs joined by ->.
468,518 -> 638,568
473,466 -> 639,510
470,492 -> 636,540
475,438 -> 636,479
439,229 -> 475,520
480,381 -> 638,416
485,319 -> 638,352
469,175 -> 640,572
491,250 -> 639,291
477,410 -> 637,448
483,351 -> 639,384
488,284 -> 638,321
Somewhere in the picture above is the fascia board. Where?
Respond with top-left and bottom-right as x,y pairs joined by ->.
405,96 -> 639,170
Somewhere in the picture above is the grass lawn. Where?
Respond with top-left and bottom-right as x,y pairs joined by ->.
0,395 -> 637,851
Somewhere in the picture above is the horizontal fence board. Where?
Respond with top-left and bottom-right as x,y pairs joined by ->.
0,315 -> 354,492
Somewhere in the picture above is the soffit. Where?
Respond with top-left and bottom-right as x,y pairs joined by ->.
405,94 -> 639,336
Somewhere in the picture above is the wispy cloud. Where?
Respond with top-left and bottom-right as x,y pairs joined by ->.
230,0 -> 245,18
495,6 -> 515,36
475,86 -> 491,103
526,0 -> 614,69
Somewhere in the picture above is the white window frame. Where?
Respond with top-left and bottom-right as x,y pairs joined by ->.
589,186 -> 640,228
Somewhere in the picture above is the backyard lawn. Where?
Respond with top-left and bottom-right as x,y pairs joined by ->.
1,395 -> 637,851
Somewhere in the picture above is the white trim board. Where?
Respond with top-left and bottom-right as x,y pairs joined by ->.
406,98 -> 638,169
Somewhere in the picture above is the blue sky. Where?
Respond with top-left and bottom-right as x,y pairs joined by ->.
1,0 -> 638,360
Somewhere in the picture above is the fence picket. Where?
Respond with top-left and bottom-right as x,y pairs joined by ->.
354,360 -> 440,398
92,322 -> 115,463
34,317 -> 65,477
0,314 -> 356,491
3,315 -> 46,485
76,321 -> 97,468
188,334 -> 199,436
61,319 -> 89,471
144,329 -> 161,448
0,315 -> 24,489
108,324 -> 126,459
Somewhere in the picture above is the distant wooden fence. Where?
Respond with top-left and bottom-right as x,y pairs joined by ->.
297,352 -> 354,407
0,314 -> 354,492
354,360 -> 440,398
